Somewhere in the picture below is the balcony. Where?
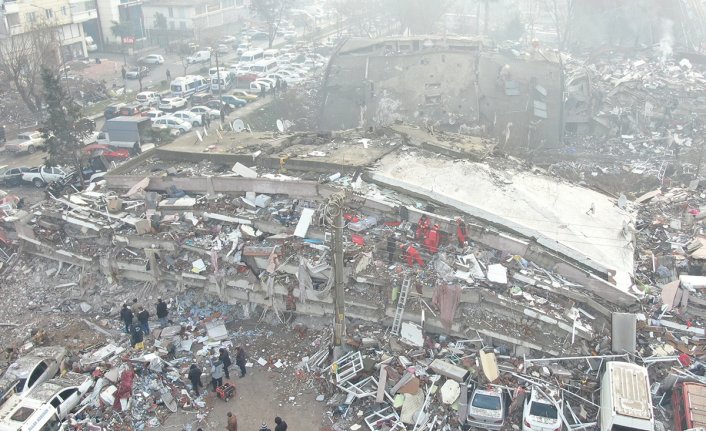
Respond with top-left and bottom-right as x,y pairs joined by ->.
70,1 -> 97,23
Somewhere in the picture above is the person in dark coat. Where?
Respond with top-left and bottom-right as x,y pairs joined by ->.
137,306 -> 150,335
130,323 -> 143,348
386,233 -> 396,263
219,348 -> 232,379
235,346 -> 247,378
274,417 -> 288,431
201,114 -> 207,129
121,66 -> 126,81
156,298 -> 168,328
188,364 -> 203,395
120,303 -> 133,334
219,106 -> 226,123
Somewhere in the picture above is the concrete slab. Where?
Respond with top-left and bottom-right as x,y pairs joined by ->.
369,153 -> 636,282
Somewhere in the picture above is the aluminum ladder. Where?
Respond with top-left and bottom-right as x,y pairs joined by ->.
391,277 -> 412,335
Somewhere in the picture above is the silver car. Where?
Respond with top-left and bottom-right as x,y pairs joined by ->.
467,387 -> 506,430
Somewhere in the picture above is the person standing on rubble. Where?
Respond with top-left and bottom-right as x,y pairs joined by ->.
226,412 -> 238,431
210,356 -> 224,390
274,417 -> 288,431
156,298 -> 168,328
386,233 -> 397,264
188,363 -> 203,396
235,346 -> 247,378
130,323 -> 144,349
415,215 -> 430,241
424,224 -> 440,254
219,348 -> 232,379
400,243 -> 424,267
120,303 -> 133,334
137,306 -> 150,335
455,218 -> 468,247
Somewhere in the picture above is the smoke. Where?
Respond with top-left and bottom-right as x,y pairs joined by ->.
658,19 -> 674,63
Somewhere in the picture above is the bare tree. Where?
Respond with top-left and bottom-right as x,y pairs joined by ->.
542,0 -> 575,51
250,0 -> 292,49
0,22 -> 61,117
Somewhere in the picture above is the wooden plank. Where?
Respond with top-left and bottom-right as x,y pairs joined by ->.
376,365 -> 388,403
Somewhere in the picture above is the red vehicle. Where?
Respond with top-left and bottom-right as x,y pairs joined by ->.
672,382 -> 706,431
82,144 -> 130,161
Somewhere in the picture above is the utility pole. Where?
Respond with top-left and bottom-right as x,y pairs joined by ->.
320,192 -> 347,348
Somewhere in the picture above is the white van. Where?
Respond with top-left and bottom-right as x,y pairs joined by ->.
170,75 -> 209,98
600,362 -> 654,431
0,372 -> 92,431
239,49 -> 264,65
211,71 -> 234,92
263,49 -> 279,60
249,59 -> 278,78
187,50 -> 211,64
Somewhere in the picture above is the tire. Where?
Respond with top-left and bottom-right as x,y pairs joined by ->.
192,121 -> 199,127
179,128 -> 186,134
27,145 -> 35,154
32,178 -> 45,188
174,129 -> 182,136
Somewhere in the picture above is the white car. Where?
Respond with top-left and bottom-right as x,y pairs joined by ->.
522,389 -> 561,431
158,97 -> 188,111
0,346 -> 67,401
236,43 -> 250,56
222,35 -> 237,44
136,91 -> 161,105
5,131 -> 45,154
190,106 -> 220,119
152,116 -> 192,135
138,54 -> 165,64
267,71 -> 304,85
467,387 -> 505,430
216,44 -> 229,54
144,109 -> 166,121
171,110 -> 203,127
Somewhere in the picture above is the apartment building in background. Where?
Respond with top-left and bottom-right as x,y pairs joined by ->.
142,0 -> 248,42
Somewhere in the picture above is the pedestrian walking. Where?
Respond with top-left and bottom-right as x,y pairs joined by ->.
281,79 -> 288,92
137,306 -> 150,335
219,348 -> 232,379
201,114 -> 207,129
156,298 -> 168,328
120,303 -> 133,334
226,412 -> 238,431
235,346 -> 247,378
210,356 -> 224,390
205,114 -> 211,128
121,66 -> 126,81
274,417 -> 288,431
219,106 -> 226,124
130,323 -> 144,349
0,125 -> 6,143
166,69 -> 171,81
259,84 -> 266,98
188,364 -> 203,395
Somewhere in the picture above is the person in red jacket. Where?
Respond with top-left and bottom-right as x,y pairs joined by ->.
456,218 -> 467,247
415,215 -> 430,241
400,243 -> 424,267
425,224 -> 440,253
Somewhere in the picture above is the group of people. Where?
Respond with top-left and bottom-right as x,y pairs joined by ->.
387,216 -> 470,268
224,412 -> 288,431
120,298 -> 170,348
188,345 -> 248,396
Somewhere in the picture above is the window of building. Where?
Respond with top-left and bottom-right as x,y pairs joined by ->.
61,5 -> 68,16
45,8 -> 53,19
168,7 -> 174,18
26,11 -> 36,23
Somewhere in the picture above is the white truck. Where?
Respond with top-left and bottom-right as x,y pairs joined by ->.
21,166 -> 73,188
187,50 -> 211,64
4,132 -> 45,154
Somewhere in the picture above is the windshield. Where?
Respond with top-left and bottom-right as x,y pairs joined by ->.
530,401 -> 558,419
170,85 -> 181,92
472,393 -> 501,410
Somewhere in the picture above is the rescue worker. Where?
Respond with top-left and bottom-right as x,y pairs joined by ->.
188,364 -> 203,395
424,224 -> 440,254
415,215 -> 430,241
400,243 -> 424,267
120,303 -> 133,334
156,298 -> 168,328
456,218 -> 468,247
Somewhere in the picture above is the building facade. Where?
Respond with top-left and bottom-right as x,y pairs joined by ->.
0,0 -> 101,59
142,0 -> 247,43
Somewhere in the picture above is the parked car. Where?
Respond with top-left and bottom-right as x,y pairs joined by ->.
152,117 -> 193,135
522,389 -> 561,431
136,91 -> 161,106
171,110 -> 203,127
119,102 -> 149,117
231,90 -> 258,102
143,109 -> 166,121
250,31 -> 269,40
22,166 -> 73,188
158,97 -> 188,111
0,166 -> 30,187
82,144 -> 131,161
104,103 -> 126,120
190,106 -> 220,120
222,35 -> 237,44
187,50 -> 211,64
138,54 -> 165,64
5,131 -> 45,154
216,44 -> 229,54
191,92 -> 213,107
220,95 -> 247,109
236,43 -> 251,56
125,66 -> 149,79
467,387 -> 506,430
0,346 -> 67,402
205,99 -> 232,113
